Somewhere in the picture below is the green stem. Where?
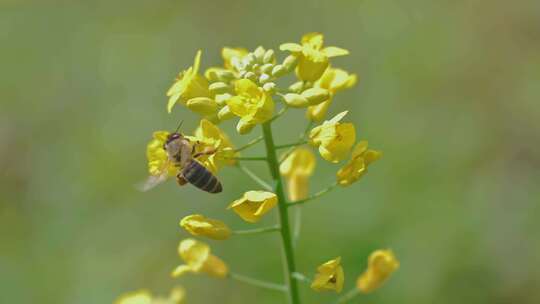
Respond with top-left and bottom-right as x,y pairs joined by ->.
237,164 -> 273,191
230,156 -> 267,161
288,182 -> 338,207
229,272 -> 287,292
234,136 -> 263,152
232,225 -> 280,235
275,140 -> 308,150
336,288 -> 360,303
291,272 -> 312,285
262,122 -> 301,304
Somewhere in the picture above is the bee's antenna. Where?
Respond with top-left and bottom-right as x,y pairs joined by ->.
174,120 -> 184,133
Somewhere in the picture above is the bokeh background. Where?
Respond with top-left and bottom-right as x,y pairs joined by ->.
2,0 -> 540,303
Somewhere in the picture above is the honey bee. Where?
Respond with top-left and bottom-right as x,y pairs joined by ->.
139,123 -> 223,194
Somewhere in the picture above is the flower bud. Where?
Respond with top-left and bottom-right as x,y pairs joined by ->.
259,73 -> 271,84
301,88 -> 330,105
262,82 -> 276,94
209,82 -> 231,95
218,105 -> 235,121
243,53 -> 256,69
215,93 -> 232,106
236,120 -> 256,134
283,93 -> 310,108
263,49 -> 275,63
261,63 -> 273,74
283,54 -> 298,70
205,68 -> 235,82
271,64 -> 287,77
244,71 -> 257,82
186,97 -> 218,115
253,46 -> 265,62
288,81 -> 305,93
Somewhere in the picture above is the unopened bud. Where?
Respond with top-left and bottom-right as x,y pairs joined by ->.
283,55 -> 298,70
253,46 -> 265,62
218,105 -> 235,120
283,93 -> 310,108
215,93 -> 232,106
301,88 -> 330,105
288,81 -> 305,93
186,97 -> 218,115
259,73 -> 271,84
244,71 -> 256,81
209,82 -> 231,95
262,82 -> 276,94
261,63 -> 273,74
271,65 -> 287,77
237,120 -> 256,134
263,49 -> 275,64
205,68 -> 235,82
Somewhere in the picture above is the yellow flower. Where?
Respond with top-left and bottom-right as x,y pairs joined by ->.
280,33 -> 349,82
227,79 -> 274,134
180,214 -> 231,240
114,287 -> 185,304
337,141 -> 381,186
146,131 -> 176,177
357,249 -> 399,293
171,239 -> 228,278
309,111 -> 356,163
222,47 -> 248,70
280,148 -> 316,201
307,67 -> 358,121
228,191 -> 277,223
187,119 -> 237,173
167,50 -> 210,113
310,257 -> 345,293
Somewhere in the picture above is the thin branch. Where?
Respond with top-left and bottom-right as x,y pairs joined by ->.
279,121 -> 314,164
237,164 -> 273,191
269,106 -> 289,123
232,225 -> 280,235
293,206 -> 302,247
234,136 -> 264,152
336,288 -> 360,303
229,272 -> 287,292
275,140 -> 308,150
287,182 -> 338,207
291,272 -> 312,285
229,156 -> 268,161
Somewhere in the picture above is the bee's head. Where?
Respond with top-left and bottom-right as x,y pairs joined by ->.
165,132 -> 182,146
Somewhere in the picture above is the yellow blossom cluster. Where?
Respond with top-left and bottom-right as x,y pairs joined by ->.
127,33 -> 397,304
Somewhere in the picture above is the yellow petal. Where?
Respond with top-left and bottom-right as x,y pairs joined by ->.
178,239 -> 210,271
227,96 -> 251,117
201,254 -> 229,278
114,290 -> 152,304
301,32 -> 324,50
228,191 -> 277,223
180,214 -> 231,240
357,250 -> 399,293
310,257 -> 344,293
322,46 -> 350,57
171,264 -> 193,278
193,49 -> 202,74
222,47 -> 248,69
234,78 -> 260,96
279,42 -> 303,52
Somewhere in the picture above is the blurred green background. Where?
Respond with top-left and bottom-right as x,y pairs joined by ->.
2,0 -> 540,303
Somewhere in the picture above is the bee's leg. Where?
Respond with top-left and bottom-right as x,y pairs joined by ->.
176,173 -> 188,186
193,147 -> 217,159
191,140 -> 201,155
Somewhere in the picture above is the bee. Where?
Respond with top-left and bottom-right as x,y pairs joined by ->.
139,122 -> 223,194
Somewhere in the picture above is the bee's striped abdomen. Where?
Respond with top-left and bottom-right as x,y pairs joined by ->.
182,160 -> 222,193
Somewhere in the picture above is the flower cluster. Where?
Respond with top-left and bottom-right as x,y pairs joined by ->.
117,33 -> 397,304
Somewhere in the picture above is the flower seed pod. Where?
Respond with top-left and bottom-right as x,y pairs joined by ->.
283,93 -> 310,108
263,49 -> 275,64
186,97 -> 218,115
301,88 -> 330,105
283,54 -> 298,71
209,82 -> 231,95
288,81 -> 305,93
271,64 -> 287,77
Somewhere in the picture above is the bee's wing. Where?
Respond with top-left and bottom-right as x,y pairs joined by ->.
136,160 -> 173,192
136,173 -> 168,192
